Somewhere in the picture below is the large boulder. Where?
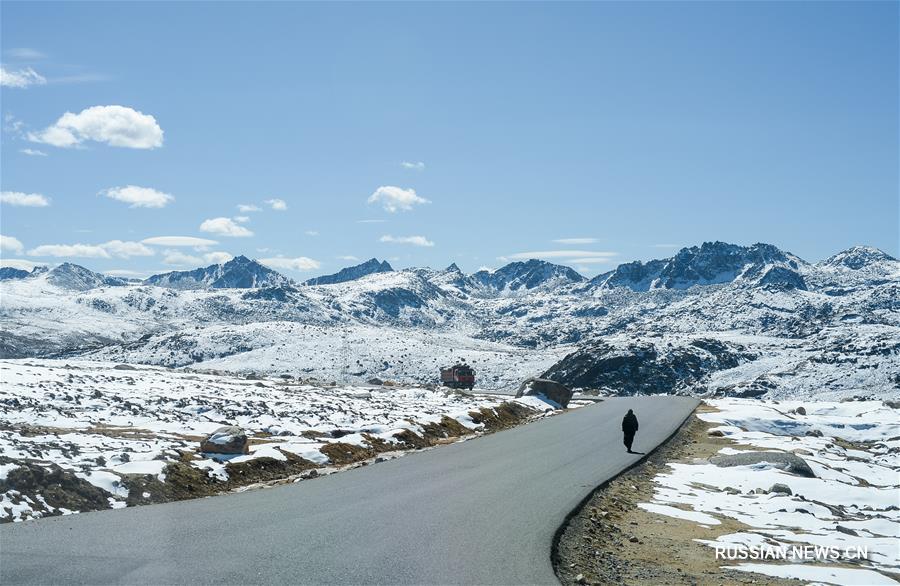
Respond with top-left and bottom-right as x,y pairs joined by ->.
515,378 -> 573,408
200,426 -> 249,455
710,451 -> 815,478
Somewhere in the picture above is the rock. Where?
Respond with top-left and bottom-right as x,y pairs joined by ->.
708,429 -> 725,437
794,406 -> 807,415
367,377 -> 384,386
515,378 -> 573,408
629,536 -> 639,543
113,364 -> 136,371
769,483 -> 793,495
709,451 -> 815,478
835,525 -> 859,536
884,400 -> 900,409
200,426 -> 249,455
574,574 -> 585,584
805,429 -> 823,437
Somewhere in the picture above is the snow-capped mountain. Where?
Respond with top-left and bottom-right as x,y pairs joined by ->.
590,242 -> 806,291
303,258 -> 393,286
472,259 -> 585,292
13,263 -> 128,291
2,242 -> 898,400
0,267 -> 31,281
145,255 -> 293,289
821,245 -> 896,271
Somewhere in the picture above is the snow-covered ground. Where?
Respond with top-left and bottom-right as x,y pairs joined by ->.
639,399 -> 900,585
82,321 -> 571,392
0,359 -> 551,522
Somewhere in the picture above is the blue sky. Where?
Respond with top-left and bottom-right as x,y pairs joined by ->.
1,1 -> 897,279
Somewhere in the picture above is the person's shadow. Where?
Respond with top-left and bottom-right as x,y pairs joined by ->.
627,450 -> 647,455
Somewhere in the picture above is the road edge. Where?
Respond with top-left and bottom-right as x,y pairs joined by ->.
549,398 -> 700,582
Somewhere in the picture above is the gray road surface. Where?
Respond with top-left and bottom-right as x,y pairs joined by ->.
1,396 -> 699,585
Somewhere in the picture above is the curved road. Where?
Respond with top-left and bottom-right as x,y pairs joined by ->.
1,396 -> 698,585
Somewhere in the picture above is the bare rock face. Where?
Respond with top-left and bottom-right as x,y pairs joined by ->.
710,451 -> 815,478
515,378 -> 573,408
200,426 -> 249,455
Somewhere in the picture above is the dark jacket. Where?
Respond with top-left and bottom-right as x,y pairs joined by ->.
622,412 -> 639,435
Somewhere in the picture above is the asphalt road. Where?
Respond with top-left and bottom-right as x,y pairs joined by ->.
1,396 -> 699,585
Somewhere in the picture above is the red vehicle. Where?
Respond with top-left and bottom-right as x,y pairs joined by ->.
440,364 -> 475,390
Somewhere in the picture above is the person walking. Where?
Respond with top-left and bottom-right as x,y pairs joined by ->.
622,409 -> 639,453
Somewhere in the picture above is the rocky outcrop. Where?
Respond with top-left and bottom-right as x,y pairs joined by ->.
709,451 -> 815,478
515,378 -> 573,408
542,338 -> 754,395
200,426 -> 249,455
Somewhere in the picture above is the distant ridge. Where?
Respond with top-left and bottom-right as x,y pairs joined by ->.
304,258 -> 393,286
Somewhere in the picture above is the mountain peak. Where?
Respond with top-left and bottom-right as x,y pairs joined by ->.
145,257 -> 291,290
303,258 -> 393,286
594,241 -> 803,291
43,263 -> 127,291
473,259 -> 585,291
822,246 -> 896,270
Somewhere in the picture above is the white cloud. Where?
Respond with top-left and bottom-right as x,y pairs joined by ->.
7,48 -> 46,60
29,243 -> 109,258
233,216 -> 251,223
20,148 -> 47,157
1,258 -> 40,271
259,256 -> 321,271
28,105 -> 164,149
566,257 -> 615,265
141,236 -> 218,248
504,250 -> 618,260
379,234 -> 434,247
162,250 -> 203,266
401,161 -> 426,170
265,198 -> 287,211
1,235 -> 25,255
1,191 -> 50,207
367,186 -> 430,213
28,240 -> 154,259
0,65 -> 46,88
552,238 -> 598,245
305,230 -> 319,236
199,217 -> 254,237
237,204 -> 261,213
102,185 -> 174,208
337,255 -> 359,261
204,251 -> 234,265
99,240 -> 155,258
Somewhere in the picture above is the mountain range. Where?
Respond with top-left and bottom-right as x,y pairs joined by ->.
1,242 -> 897,400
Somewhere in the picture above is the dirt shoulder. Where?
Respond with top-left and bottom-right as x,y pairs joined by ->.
554,404 -> 799,586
